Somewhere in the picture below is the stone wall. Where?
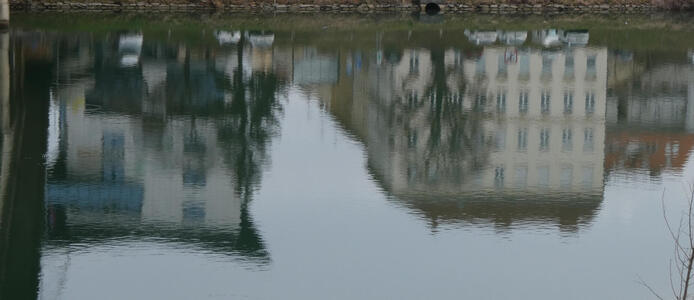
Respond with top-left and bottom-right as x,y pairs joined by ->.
9,0 -> 663,12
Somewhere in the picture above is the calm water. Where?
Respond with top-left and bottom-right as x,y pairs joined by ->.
1,12 -> 694,300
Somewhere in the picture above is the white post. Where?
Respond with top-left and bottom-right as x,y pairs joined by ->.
0,0 -> 8,29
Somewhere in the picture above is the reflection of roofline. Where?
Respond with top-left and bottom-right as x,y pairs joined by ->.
391,189 -> 602,230
46,182 -> 269,263
365,160 -> 603,230
45,208 -> 270,263
402,194 -> 602,231
45,218 -> 271,263
499,31 -> 528,46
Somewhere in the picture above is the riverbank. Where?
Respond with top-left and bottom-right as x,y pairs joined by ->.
11,12 -> 694,51
9,1 -> 674,13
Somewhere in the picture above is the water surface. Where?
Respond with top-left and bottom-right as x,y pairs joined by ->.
1,12 -> 694,300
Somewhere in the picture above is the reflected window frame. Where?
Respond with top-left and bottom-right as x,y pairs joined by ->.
517,127 -> 528,152
519,90 -> 529,114
496,90 -> 507,113
540,127 -> 550,152
562,127 -> 573,152
563,90 -> 574,115
585,91 -> 596,115
541,90 -> 551,115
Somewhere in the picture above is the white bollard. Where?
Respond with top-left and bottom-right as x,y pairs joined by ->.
0,0 -> 8,28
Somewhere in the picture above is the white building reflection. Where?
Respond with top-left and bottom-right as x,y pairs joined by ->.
43,31 -> 285,260
311,33 -> 607,230
118,33 -> 143,68
34,27 -> 694,235
456,46 -> 607,193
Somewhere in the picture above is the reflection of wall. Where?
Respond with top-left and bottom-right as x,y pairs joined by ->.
460,47 -> 607,192
55,65 -> 258,227
316,44 -> 608,229
138,119 -> 242,227
213,44 -> 292,85
608,64 -> 693,128
41,34 -> 280,257
605,63 -> 694,175
392,49 -> 433,100
292,47 -> 338,85
361,46 -> 607,194
48,92 -> 245,228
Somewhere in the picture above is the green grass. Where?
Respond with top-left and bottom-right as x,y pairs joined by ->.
9,11 -> 694,52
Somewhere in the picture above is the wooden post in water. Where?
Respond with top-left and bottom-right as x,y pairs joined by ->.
0,30 -> 9,227
0,30 -> 48,300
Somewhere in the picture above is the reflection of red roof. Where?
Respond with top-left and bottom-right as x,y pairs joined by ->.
604,132 -> 694,174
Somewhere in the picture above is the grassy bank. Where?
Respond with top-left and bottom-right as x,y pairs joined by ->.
10,11 -> 694,51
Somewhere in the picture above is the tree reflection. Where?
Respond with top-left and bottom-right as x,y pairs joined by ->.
35,31 -> 285,261
423,46 -> 490,185
218,40 -> 281,201
215,35 -> 283,256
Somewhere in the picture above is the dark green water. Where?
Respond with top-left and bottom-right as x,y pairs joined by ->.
1,12 -> 694,299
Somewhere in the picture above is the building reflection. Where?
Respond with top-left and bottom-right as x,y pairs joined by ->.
606,53 -> 694,177
34,30 -> 286,262
3,26 -> 694,298
312,30 -> 608,231
27,27 -> 617,240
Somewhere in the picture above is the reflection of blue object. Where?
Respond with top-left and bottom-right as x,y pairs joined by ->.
183,167 -> 206,187
46,183 -> 144,212
183,202 -> 206,223
103,131 -> 125,182
355,52 -> 362,70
